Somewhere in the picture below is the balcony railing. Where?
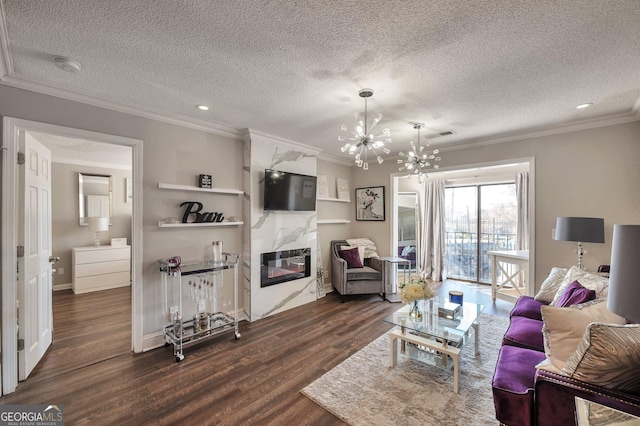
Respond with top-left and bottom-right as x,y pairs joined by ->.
444,224 -> 517,283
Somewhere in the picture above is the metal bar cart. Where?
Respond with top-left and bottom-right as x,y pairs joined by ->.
158,253 -> 240,361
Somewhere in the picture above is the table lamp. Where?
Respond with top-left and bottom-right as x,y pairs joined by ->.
607,224 -> 640,323
88,217 -> 109,246
554,217 -> 604,270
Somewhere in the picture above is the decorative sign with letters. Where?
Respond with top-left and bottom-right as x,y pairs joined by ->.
198,174 -> 212,188
180,201 -> 224,223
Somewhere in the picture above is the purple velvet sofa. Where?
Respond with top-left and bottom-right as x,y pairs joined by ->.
492,296 -> 640,426
398,245 -> 416,269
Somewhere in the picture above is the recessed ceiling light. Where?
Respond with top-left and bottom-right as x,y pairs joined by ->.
196,105 -> 209,111
576,103 -> 593,109
53,56 -> 81,73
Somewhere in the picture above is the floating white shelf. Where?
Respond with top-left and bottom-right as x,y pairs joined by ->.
158,221 -> 244,228
158,182 -> 243,195
317,197 -> 351,203
317,219 -> 351,224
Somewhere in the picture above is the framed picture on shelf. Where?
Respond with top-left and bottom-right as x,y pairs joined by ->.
355,186 -> 385,221
336,178 -> 350,200
317,175 -> 329,198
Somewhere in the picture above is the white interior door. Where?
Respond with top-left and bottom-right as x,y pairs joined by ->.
18,131 -> 53,380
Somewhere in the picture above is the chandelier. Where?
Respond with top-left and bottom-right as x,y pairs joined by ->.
397,123 -> 441,183
339,88 -> 391,170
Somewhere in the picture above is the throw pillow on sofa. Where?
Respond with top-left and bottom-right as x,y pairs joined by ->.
556,281 -> 597,307
540,300 -> 626,370
550,266 -> 609,306
561,323 -> 640,393
534,267 -> 568,303
338,247 -> 364,268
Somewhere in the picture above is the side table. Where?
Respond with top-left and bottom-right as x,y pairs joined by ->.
575,397 -> 640,425
379,256 -> 411,302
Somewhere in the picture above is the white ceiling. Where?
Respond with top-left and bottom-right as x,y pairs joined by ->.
1,0 -> 639,162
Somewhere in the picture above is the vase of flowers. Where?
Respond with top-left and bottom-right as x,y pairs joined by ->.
400,277 -> 435,320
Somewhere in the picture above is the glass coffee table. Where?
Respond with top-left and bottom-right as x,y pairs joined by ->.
384,298 -> 485,394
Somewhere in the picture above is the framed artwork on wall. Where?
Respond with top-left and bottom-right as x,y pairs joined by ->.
355,186 -> 385,221
317,175 -> 329,198
336,178 -> 350,200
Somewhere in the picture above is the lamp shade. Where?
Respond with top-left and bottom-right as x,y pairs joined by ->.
554,217 -> 604,243
607,224 -> 640,323
87,217 -> 109,232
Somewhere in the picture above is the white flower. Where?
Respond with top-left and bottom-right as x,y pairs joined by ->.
399,278 -> 434,304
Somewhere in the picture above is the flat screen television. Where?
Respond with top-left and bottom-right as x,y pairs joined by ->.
264,169 -> 317,211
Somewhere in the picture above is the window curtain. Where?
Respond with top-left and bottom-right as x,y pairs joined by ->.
419,179 -> 445,281
516,172 -> 529,250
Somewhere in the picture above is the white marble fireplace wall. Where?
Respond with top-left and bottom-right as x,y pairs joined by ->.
243,131 -> 319,321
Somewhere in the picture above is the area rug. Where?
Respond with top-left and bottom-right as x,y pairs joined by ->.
301,314 -> 509,426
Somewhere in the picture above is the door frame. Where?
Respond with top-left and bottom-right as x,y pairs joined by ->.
1,117 -> 144,394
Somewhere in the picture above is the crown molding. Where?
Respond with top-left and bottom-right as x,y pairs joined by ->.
0,1 -> 13,77
317,152 -> 354,166
246,128 -> 321,155
0,74 -> 243,140
439,112 -> 639,153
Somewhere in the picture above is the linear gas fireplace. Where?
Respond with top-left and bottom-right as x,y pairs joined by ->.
260,248 -> 311,287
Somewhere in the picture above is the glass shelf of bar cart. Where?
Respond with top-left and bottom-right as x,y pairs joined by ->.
158,253 -> 240,362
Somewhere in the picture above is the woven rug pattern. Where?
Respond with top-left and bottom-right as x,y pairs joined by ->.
302,314 -> 509,426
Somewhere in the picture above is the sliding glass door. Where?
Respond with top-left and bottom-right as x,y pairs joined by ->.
444,184 -> 517,284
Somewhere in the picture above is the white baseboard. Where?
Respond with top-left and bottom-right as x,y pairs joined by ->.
324,282 -> 333,293
53,283 -> 72,291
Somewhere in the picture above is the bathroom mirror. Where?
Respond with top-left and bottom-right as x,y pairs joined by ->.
78,173 -> 113,226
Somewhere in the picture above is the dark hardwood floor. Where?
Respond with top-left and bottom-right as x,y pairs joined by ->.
2,281 -> 512,425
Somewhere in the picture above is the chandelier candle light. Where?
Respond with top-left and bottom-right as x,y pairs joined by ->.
398,123 -> 441,183
339,88 -> 391,170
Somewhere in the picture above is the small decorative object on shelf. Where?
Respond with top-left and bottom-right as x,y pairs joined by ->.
180,201 -> 224,223
336,178 -> 350,200
400,277 -> 435,319
317,175 -> 329,198
212,241 -> 223,263
198,174 -> 212,188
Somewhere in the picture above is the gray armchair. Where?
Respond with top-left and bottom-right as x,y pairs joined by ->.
330,240 -> 384,302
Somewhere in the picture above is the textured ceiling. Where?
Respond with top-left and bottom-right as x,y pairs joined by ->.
1,0 -> 640,161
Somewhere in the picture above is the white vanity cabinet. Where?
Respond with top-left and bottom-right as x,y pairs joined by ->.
72,245 -> 131,294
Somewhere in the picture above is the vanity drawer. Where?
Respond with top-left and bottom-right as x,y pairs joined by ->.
74,247 -> 130,264
74,271 -> 130,294
75,259 -> 130,278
